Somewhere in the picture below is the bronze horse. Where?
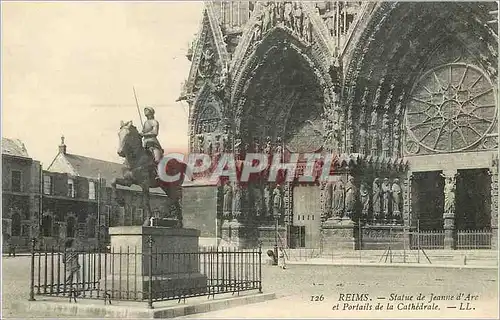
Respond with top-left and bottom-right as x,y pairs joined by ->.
112,121 -> 186,226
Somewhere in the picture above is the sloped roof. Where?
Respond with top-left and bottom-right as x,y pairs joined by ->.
64,153 -> 124,183
62,153 -> 165,194
2,137 -> 30,158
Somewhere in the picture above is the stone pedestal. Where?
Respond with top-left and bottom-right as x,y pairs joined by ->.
102,226 -> 207,299
443,212 -> 456,249
226,221 -> 259,248
257,225 -> 287,248
221,220 -> 231,244
321,219 -> 357,250
361,225 -> 407,250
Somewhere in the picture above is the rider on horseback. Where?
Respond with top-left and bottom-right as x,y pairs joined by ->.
140,106 -> 164,164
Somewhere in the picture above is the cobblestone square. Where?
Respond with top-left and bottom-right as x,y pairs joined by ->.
2,256 -> 498,318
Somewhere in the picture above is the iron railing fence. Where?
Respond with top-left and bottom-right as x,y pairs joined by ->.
456,229 -> 492,250
28,240 -> 262,308
409,230 -> 445,250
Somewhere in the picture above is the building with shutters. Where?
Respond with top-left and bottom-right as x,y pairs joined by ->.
2,138 -> 42,251
2,136 -> 172,250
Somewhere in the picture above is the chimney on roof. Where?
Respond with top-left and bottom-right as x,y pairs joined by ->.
59,135 -> 67,154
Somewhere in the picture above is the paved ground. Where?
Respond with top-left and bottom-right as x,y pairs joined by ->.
2,255 -> 499,318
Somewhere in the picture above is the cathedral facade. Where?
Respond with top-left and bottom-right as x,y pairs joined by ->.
180,1 -> 498,250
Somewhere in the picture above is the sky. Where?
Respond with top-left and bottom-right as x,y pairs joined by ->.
2,1 -> 204,167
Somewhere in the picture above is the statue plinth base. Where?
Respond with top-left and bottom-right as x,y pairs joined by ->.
219,220 -> 259,248
361,225 -> 407,250
101,226 -> 207,299
443,212 -> 456,249
321,219 -> 357,250
149,218 -> 179,228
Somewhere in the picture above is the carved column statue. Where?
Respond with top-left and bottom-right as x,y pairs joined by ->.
393,94 -> 404,158
302,15 -> 311,42
392,118 -> 401,158
321,181 -> 333,221
370,109 -> 378,157
391,178 -> 402,224
382,113 -> 391,158
371,178 -> 381,223
275,136 -> 284,162
293,3 -> 303,35
264,136 -> 272,155
359,126 -> 367,155
250,183 -> 264,218
344,175 -> 357,220
223,181 -> 233,220
263,184 -> 272,219
207,139 -> 213,156
197,134 -> 205,153
381,177 -> 391,222
359,89 -> 369,155
359,182 -> 370,220
272,185 -> 284,218
221,123 -> 230,152
214,134 -> 221,153
442,170 -> 457,249
234,137 -> 242,160
232,182 -> 242,222
331,180 -> 345,220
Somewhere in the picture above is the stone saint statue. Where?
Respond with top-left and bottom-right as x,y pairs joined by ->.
253,18 -> 263,42
360,182 -> 370,218
444,176 -> 455,213
302,15 -> 311,42
359,126 -> 367,155
293,4 -> 303,33
207,139 -> 213,156
331,180 -> 345,219
284,2 -> 293,28
196,134 -> 205,153
223,181 -> 233,218
264,136 -> 272,155
272,185 -> 283,217
262,2 -> 272,33
372,178 -> 382,221
232,183 -> 242,220
344,176 -> 357,218
322,181 -> 333,220
391,179 -> 402,216
275,136 -> 284,154
381,178 -> 391,218
252,184 -> 264,217
263,184 -> 271,217
141,107 -> 164,163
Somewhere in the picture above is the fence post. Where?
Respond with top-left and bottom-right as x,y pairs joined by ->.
29,238 -> 36,301
258,244 -> 262,294
147,235 -> 154,309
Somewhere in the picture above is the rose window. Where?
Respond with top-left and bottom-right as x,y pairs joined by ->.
405,63 -> 496,153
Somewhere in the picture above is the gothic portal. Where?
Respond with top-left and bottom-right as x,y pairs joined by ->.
180,1 -> 498,250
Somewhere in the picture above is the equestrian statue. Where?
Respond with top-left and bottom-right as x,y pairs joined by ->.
112,106 -> 187,227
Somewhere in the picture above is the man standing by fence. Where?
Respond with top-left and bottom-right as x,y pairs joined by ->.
63,239 -> 81,295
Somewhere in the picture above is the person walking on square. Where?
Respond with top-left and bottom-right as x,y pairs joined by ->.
5,234 -> 15,257
63,239 -> 81,295
278,247 -> 286,269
